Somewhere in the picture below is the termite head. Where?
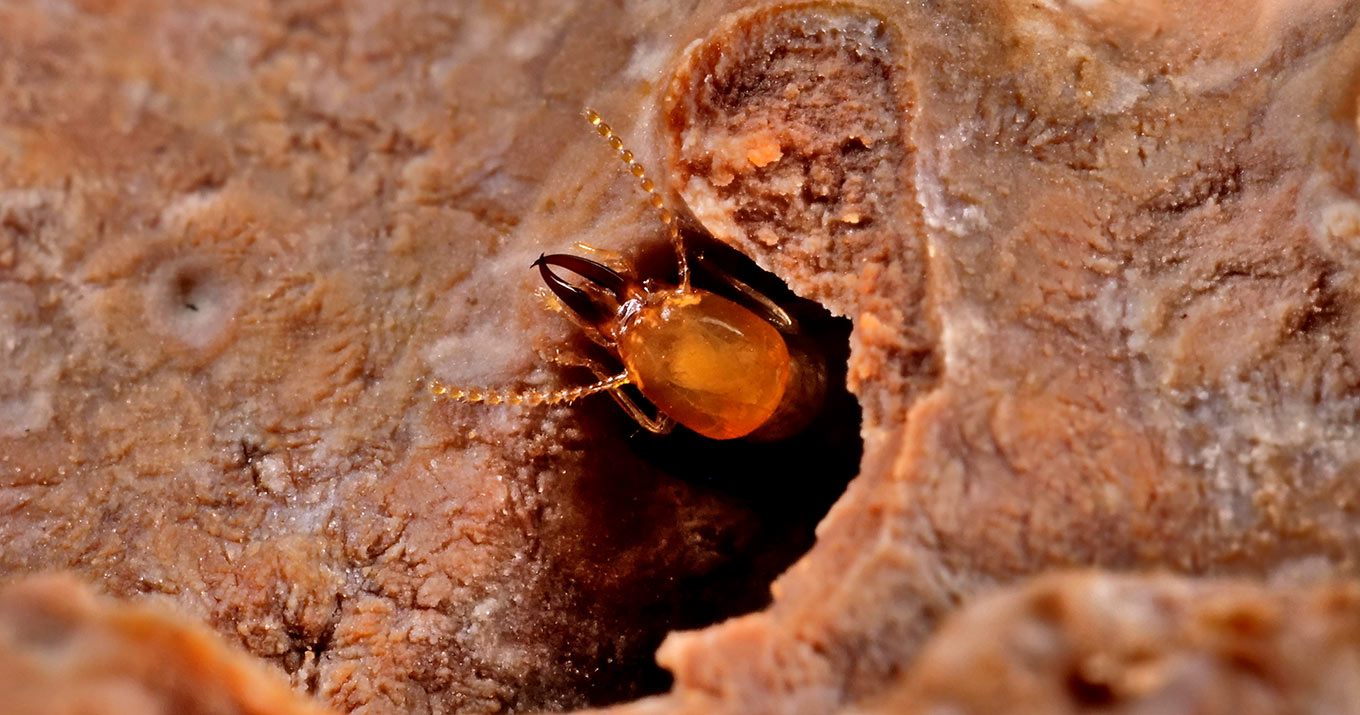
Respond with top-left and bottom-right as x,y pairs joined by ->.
533,252 -> 639,340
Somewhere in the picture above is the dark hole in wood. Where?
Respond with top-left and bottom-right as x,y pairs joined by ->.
562,231 -> 862,707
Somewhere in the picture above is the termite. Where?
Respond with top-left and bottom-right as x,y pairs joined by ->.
429,109 -> 825,440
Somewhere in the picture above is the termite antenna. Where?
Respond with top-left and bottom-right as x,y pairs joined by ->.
584,108 -> 691,291
428,372 -> 630,407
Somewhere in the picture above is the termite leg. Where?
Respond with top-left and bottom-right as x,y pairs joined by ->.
533,285 -> 561,313
693,250 -> 797,332
571,242 -> 632,272
606,382 -> 675,434
555,353 -> 675,435
533,286 -> 611,347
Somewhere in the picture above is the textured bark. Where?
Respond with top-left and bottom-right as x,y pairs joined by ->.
651,0 -> 1360,712
0,0 -> 1358,713
0,1 -> 853,711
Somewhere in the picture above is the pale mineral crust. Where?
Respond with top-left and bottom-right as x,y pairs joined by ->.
0,574 -> 332,715
0,0 -> 1359,714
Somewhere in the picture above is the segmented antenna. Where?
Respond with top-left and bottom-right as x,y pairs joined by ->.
429,372 -> 629,407
584,108 -> 691,290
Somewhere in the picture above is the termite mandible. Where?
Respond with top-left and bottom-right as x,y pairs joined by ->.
429,109 -> 825,440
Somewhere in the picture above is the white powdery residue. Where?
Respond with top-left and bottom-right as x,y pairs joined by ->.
1169,362 -> 1360,534
0,282 -> 57,438
0,282 -> 37,351
505,8 -> 569,64
0,187 -> 56,215
253,454 -> 290,495
426,246 -> 545,389
265,482 -> 340,535
956,204 -> 988,232
624,37 -> 671,83
428,312 -> 536,389
917,123 -> 992,238
1198,440 -> 1224,476
428,11 -> 499,85
471,596 -> 499,620
159,185 -> 225,232
1225,376 -> 1360,471
0,391 -> 53,440
1094,65 -> 1149,116
1268,555 -> 1340,584
915,165 -> 953,235
1319,198 -> 1360,253
936,303 -> 992,381
1091,276 -> 1133,336
682,176 -> 742,243
1120,267 -> 1157,356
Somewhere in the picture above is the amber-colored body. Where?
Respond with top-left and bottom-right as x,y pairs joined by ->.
429,109 -> 823,441
618,289 -> 790,439
530,253 -> 799,439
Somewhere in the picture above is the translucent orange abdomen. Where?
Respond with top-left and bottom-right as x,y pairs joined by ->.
617,290 -> 791,440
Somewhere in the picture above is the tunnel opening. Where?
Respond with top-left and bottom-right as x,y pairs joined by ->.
553,231 -> 864,708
